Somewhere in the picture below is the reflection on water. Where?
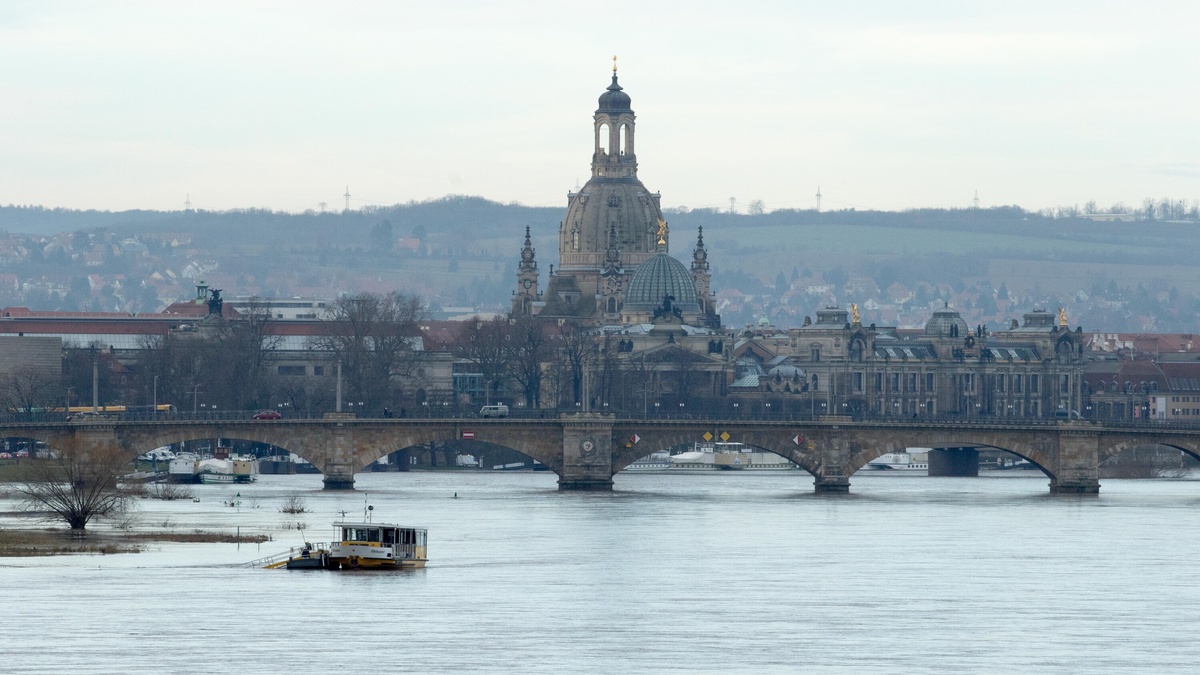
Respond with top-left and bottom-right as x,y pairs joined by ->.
5,472 -> 1200,674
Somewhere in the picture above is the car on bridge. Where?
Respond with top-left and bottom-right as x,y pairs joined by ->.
252,410 -> 282,420
479,404 -> 509,418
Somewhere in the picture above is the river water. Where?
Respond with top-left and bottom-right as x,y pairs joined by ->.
3,470 -> 1200,674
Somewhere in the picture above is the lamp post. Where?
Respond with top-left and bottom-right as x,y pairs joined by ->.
153,375 -> 158,413
193,383 -> 202,413
65,386 -> 74,419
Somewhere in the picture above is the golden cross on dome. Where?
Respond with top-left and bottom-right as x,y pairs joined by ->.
613,55 -> 618,73
656,218 -> 668,245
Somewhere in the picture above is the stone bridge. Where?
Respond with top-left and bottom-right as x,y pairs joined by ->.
4,415 -> 1200,494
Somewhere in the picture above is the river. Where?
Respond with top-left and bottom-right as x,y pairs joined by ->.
3,470 -> 1200,674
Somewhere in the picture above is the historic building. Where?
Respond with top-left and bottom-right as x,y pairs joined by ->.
512,66 -> 718,330
727,305 -> 1089,419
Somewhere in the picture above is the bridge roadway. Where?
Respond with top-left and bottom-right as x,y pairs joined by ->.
4,415 -> 1200,493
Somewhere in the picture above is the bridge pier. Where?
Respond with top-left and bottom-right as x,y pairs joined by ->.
928,448 -> 979,477
558,413 -> 614,492
322,472 -> 356,490
814,474 -> 850,492
1051,426 -> 1101,495
1049,477 -> 1100,494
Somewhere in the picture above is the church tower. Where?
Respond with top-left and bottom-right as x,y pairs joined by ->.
691,225 -> 719,328
550,60 -> 664,300
512,226 -> 541,316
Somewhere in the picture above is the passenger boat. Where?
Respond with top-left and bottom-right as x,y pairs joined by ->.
862,451 -> 928,472
246,499 -> 428,571
665,442 -> 797,471
323,520 -> 428,569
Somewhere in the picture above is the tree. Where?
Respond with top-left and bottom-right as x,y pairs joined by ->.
203,300 -> 282,410
508,315 -> 553,409
747,199 -> 765,215
453,316 -> 515,405
17,437 -> 131,530
313,292 -> 426,413
370,220 -> 394,253
0,365 -> 62,420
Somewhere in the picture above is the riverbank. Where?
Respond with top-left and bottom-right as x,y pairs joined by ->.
0,526 -> 270,557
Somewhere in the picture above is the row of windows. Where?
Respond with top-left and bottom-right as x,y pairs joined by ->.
278,365 -> 325,376
849,372 -> 1055,395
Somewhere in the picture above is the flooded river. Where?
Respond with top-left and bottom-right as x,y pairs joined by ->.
4,471 -> 1200,673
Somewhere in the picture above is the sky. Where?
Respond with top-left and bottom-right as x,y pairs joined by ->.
3,1 -> 1199,214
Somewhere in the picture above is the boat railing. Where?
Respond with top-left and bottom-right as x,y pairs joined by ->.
240,543 -> 327,569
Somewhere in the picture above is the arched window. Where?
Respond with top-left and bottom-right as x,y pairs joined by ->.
1150,381 -> 1158,392
619,124 -> 629,155
1109,381 -> 1118,392
597,123 -> 610,154
811,374 -> 819,391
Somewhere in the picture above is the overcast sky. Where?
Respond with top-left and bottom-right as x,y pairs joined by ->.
3,1 -> 1198,214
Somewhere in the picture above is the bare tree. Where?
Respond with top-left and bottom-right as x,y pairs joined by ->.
313,292 -> 426,414
508,315 -> 553,409
0,365 -> 61,420
17,437 -> 131,530
453,316 -> 515,405
206,299 -> 282,410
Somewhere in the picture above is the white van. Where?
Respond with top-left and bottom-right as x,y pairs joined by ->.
479,404 -> 509,418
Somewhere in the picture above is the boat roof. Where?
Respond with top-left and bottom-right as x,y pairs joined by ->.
332,521 -> 425,530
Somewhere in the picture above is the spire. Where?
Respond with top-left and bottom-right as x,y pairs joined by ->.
692,226 -> 709,272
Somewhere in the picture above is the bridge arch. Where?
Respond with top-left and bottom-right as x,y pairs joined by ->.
835,430 -> 1057,484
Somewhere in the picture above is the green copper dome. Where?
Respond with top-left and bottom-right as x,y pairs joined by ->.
624,252 -> 700,311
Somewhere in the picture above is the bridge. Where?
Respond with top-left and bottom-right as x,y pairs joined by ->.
4,414 -> 1200,494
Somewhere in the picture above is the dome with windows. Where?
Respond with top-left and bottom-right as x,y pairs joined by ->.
623,252 -> 700,311
924,305 -> 968,338
597,74 -> 632,112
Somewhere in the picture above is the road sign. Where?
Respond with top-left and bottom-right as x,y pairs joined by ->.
703,432 -> 713,441
629,434 -> 640,444
792,434 -> 803,445
720,431 -> 731,442
462,430 -> 475,440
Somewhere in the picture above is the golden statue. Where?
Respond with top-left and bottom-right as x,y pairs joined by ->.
1058,307 -> 1067,327
656,218 -> 668,245
851,303 -> 860,324
613,55 -> 618,73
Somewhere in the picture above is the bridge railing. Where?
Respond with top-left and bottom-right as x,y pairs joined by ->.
3,409 -> 1199,432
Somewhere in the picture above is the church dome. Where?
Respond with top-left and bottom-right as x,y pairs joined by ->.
624,252 -> 700,310
598,74 -> 632,112
925,305 -> 968,338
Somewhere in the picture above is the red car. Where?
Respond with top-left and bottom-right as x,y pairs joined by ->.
252,410 -> 282,420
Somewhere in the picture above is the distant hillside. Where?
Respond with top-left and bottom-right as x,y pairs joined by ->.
3,196 -> 1200,332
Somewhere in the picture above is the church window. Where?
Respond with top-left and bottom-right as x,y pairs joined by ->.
810,346 -> 820,362
620,123 -> 630,155
572,228 -> 579,251
597,123 -> 610,154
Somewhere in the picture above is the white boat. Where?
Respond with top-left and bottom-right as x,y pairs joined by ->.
251,510 -> 429,571
624,451 -> 672,472
863,451 -> 928,472
667,442 -> 797,471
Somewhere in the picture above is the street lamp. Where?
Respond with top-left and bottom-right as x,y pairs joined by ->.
654,402 -> 660,417
765,402 -> 771,420
152,375 -> 159,413
192,383 -> 202,413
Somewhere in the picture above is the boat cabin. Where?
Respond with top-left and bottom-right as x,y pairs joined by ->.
330,521 -> 428,567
